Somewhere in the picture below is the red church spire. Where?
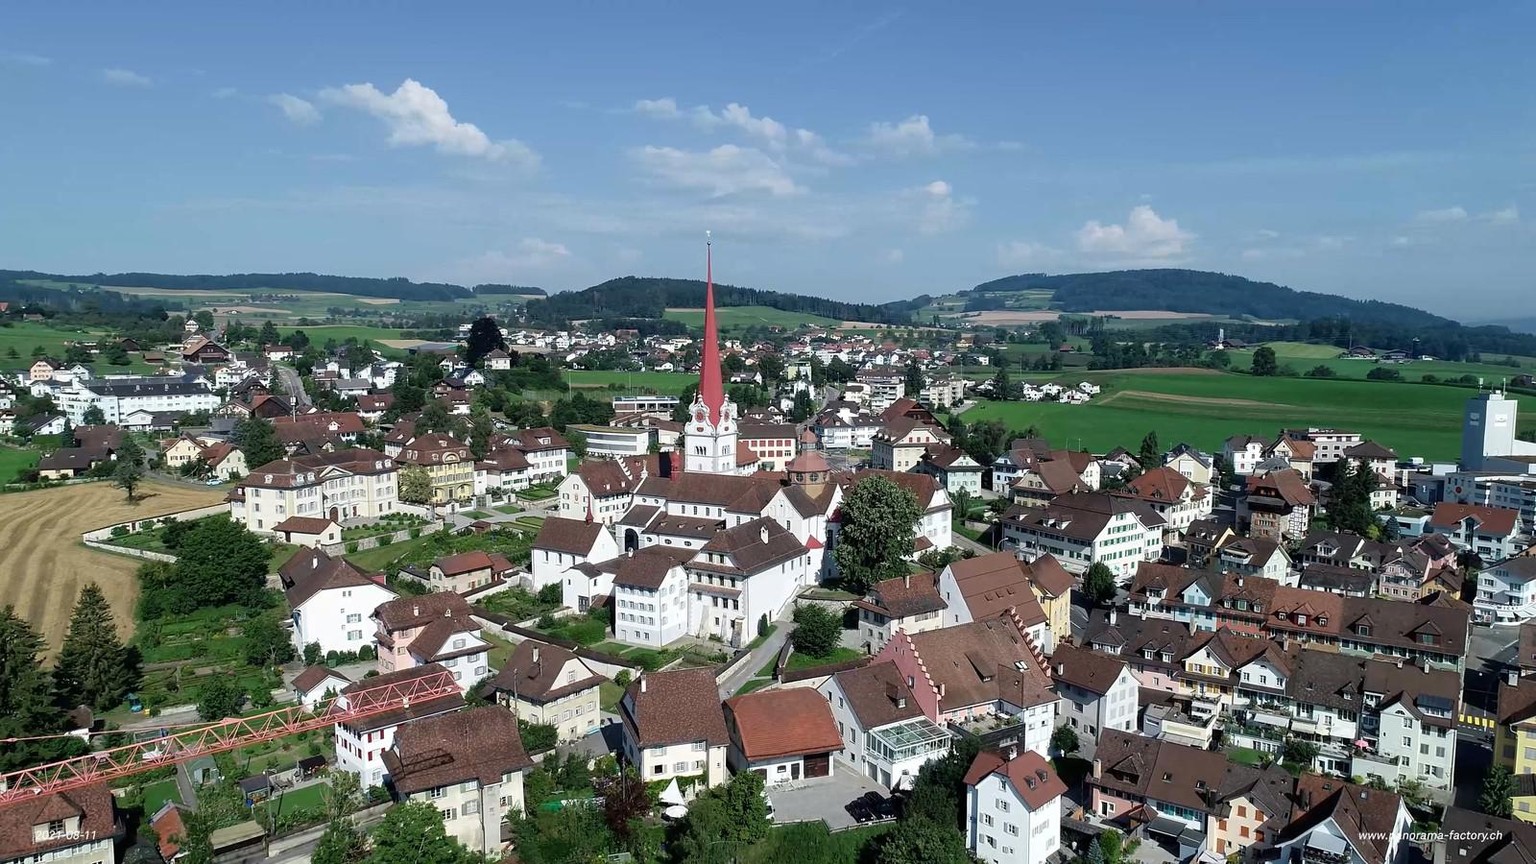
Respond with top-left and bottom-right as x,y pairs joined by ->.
698,232 -> 725,426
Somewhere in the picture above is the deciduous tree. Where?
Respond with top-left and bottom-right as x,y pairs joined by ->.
1251,346 -> 1278,377
875,815 -> 971,864
789,603 -> 842,658
1481,765 -> 1515,818
1052,724 -> 1081,757
54,583 -> 134,711
832,475 -> 922,596
82,405 -> 106,426
398,467 -> 433,505
171,517 -> 271,610
232,416 -> 284,470
114,435 -> 146,501
464,316 -> 508,366
243,612 -> 295,667
1138,430 -> 1161,468
366,800 -> 478,864
1082,562 -> 1118,607
196,676 -> 244,721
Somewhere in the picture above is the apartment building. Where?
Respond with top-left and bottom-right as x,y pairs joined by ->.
963,749 -> 1065,864
231,448 -> 399,534
483,641 -> 603,742
1002,493 -> 1166,581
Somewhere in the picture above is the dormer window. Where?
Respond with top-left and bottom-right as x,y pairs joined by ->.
1317,616 -> 1328,627
1296,613 -> 1308,626
1356,625 -> 1372,637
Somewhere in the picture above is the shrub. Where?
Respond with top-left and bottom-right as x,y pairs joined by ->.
409,526 -> 422,539
537,613 -> 558,630
615,670 -> 632,688
111,525 -> 130,538
536,583 -> 563,605
345,541 -> 359,554
357,644 -> 375,661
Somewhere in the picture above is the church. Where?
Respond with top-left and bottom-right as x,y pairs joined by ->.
547,239 -> 953,649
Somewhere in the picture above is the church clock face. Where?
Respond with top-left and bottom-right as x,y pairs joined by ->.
694,408 -> 706,423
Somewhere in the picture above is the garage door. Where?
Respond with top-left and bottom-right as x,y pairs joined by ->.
804,753 -> 830,778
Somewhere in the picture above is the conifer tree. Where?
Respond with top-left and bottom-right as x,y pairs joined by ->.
54,583 -> 133,711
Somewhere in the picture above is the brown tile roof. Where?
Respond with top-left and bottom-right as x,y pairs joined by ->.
338,663 -> 465,732
279,548 -> 385,610
621,667 -> 729,748
380,705 -> 533,795
963,749 -> 1066,811
1343,440 -> 1398,461
1280,775 -> 1404,864
399,432 -> 472,465
0,784 -> 115,862
725,688 -> 843,761
1023,555 -> 1074,599
245,447 -> 396,487
272,516 -> 336,536
1049,643 -> 1130,696
1005,492 -> 1165,542
485,641 -> 604,704
830,660 -> 925,730
435,550 -> 495,576
860,572 -> 946,619
373,591 -> 474,633
607,546 -> 694,590
945,551 -> 1049,626
1428,502 -> 1520,537
692,518 -> 806,576
1094,728 -> 1229,815
1123,466 -> 1192,502
532,516 -> 609,555
151,802 -> 186,861
647,513 -> 725,539
905,619 -> 1053,711
292,664 -> 351,694
1499,677 -> 1536,725
406,616 -> 481,662
1245,468 -> 1317,507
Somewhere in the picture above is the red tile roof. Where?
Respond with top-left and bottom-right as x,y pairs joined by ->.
724,688 -> 843,761
963,749 -> 1066,811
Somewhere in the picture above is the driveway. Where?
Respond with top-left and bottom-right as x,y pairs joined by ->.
767,770 -> 891,831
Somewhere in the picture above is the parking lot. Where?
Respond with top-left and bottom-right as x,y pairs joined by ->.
767,769 -> 893,831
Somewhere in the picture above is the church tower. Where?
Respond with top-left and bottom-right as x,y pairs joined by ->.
684,233 -> 740,474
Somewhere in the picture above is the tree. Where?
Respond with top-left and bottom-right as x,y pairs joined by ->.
565,428 -> 587,459
0,606 -> 74,771
3,346 -> 16,360
789,603 -> 842,658
102,343 -> 132,366
990,365 -> 1011,400
192,310 -> 215,330
1251,346 -> 1278,376
875,816 -> 972,864
1051,724 -> 1081,757
1282,738 -> 1321,769
81,405 -> 106,426
398,467 -> 433,505
1137,431 -> 1161,468
312,772 -> 363,864
170,517 -> 272,610
232,416 -> 284,470
114,435 -> 146,501
1481,764 -> 1515,818
196,676 -> 244,721
1082,562 -> 1118,607
366,800 -> 477,864
1326,460 -> 1378,536
519,719 -> 558,754
594,767 -> 651,842
258,320 -> 281,346
832,476 -> 923,596
303,641 -> 323,666
467,407 -> 494,462
904,361 -> 926,398
1305,364 -> 1337,378
243,612 -> 296,667
64,343 -> 93,365
464,316 -> 508,366
54,583 -> 133,711
904,735 -> 980,827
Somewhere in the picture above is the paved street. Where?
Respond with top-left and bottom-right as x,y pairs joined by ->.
717,616 -> 793,698
272,362 -> 311,411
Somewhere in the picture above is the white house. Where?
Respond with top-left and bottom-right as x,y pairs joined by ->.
724,688 -> 843,786
1048,643 -> 1139,760
333,664 -> 464,789
372,593 -> 490,693
278,548 -> 398,657
380,706 -> 532,856
608,546 -> 697,648
619,668 -> 730,788
1002,492 -> 1166,582
1223,435 -> 1268,477
963,748 -> 1066,864
1477,557 -> 1536,624
819,660 -> 953,790
530,516 -> 621,607
936,551 -> 1051,649
291,665 -> 352,710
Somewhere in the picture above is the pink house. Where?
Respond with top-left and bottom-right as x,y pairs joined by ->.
371,593 -> 491,693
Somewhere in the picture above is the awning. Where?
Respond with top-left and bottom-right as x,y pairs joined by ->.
1147,816 -> 1189,839
658,778 -> 686,807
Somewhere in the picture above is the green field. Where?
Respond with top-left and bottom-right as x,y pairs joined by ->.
1226,342 -> 1534,383
963,370 -> 1521,460
272,323 -> 413,349
663,305 -> 840,331
0,446 -> 41,483
0,321 -> 113,363
565,370 -> 696,395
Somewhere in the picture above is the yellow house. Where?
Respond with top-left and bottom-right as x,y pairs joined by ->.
398,432 -> 475,504
1497,676 -> 1536,822
1023,554 -> 1074,654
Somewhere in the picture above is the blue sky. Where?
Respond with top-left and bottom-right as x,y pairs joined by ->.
2,2 -> 1533,319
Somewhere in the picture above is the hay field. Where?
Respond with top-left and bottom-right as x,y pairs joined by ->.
0,481 -> 225,652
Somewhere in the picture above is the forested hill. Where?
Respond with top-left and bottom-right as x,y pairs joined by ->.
524,276 -> 914,326
0,269 -> 477,302
971,269 -> 1452,328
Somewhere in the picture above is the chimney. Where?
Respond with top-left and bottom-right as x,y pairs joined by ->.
1005,745 -> 1018,762
1421,659 -> 1429,674
1091,758 -> 1102,779
1509,670 -> 1521,687
938,683 -> 946,699
1055,663 -> 1065,676
532,646 -> 540,664
412,605 -> 419,617
904,572 -> 912,589
1108,608 -> 1118,625
760,526 -> 770,545
1395,658 -> 1403,669
640,675 -> 647,693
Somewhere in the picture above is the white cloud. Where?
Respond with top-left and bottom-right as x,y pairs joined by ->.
267,93 -> 321,126
0,51 -> 51,67
1253,228 -> 1281,240
997,241 -> 1062,268
1390,235 -> 1413,248
633,144 -> 801,197
1415,205 -> 1468,223
102,68 -> 152,87
883,249 -> 905,264
633,97 -> 680,118
447,238 -> 573,285
319,78 -> 538,166
865,114 -> 972,157
1076,205 -> 1194,261
1484,205 -> 1520,225
905,179 -> 970,235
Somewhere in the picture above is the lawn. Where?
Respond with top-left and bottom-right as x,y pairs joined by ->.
599,680 -> 625,711
963,370 -> 1508,460
0,445 -> 41,483
740,821 -> 893,864
0,321 -> 112,367
1227,747 -> 1268,766
266,780 -> 330,815
662,305 -> 841,331
564,370 -> 696,395
141,778 -> 180,815
1226,342 -> 1536,384
483,631 -> 516,669
461,510 -> 492,520
786,646 -> 862,671
275,324 -> 410,348
517,486 -> 558,502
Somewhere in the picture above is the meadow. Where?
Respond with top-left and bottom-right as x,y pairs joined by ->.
1225,341 -> 1534,383
962,370 -> 1514,460
663,305 -> 841,330
564,370 -> 696,395
271,323 -> 413,349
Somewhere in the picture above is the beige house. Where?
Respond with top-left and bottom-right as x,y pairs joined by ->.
870,417 -> 950,473
230,447 -> 399,534
0,783 -> 116,864
381,706 -> 532,856
398,432 -> 475,504
484,641 -> 604,741
619,667 -> 730,788
161,434 -> 207,469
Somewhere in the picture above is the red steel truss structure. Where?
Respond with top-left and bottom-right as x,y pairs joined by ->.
0,667 -> 459,806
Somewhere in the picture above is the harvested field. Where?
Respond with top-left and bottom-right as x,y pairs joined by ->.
358,298 -> 400,305
210,305 -> 290,314
1097,389 -> 1275,409
0,481 -> 225,652
378,338 -> 433,349
963,309 -> 1216,325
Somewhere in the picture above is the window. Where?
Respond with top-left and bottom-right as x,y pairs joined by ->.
427,787 -> 446,799
346,613 -> 362,624
347,630 -> 363,641
653,765 -> 664,776
463,800 -> 480,815
1005,823 -> 1020,836
982,813 -> 994,827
